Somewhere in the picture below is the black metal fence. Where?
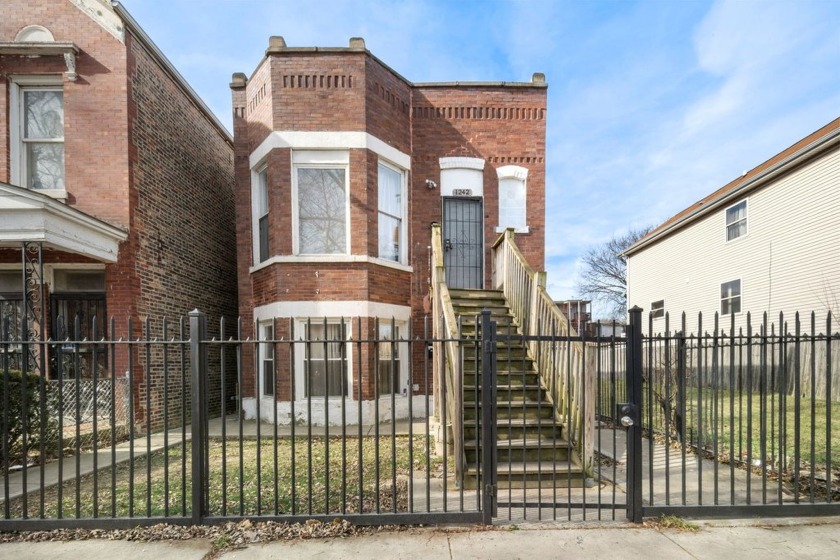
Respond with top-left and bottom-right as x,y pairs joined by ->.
0,312 -> 490,530
1,308 -> 838,530
628,308 -> 839,519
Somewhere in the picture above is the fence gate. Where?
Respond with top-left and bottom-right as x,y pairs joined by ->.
487,314 -> 633,523
626,307 -> 840,520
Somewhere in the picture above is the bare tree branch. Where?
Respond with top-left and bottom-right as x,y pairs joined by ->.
575,226 -> 653,319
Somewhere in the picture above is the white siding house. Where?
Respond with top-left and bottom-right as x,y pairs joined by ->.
626,117 -> 840,335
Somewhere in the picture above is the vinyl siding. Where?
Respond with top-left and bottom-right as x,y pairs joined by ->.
627,145 -> 840,335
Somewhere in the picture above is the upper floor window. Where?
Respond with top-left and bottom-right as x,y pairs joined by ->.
11,78 -> 65,194
720,279 -> 741,316
255,167 -> 269,263
377,162 -> 405,263
496,165 -> 528,233
725,200 -> 747,241
293,151 -> 349,255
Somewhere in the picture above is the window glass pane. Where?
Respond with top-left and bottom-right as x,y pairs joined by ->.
378,164 -> 401,217
0,272 -> 21,293
378,324 -> 400,395
726,201 -> 746,240
262,324 -> 274,396
53,270 -> 106,293
499,178 -> 526,229
27,143 -> 65,190
720,279 -> 741,316
378,164 -> 402,262
304,323 -> 346,397
24,90 -> 63,139
720,280 -> 740,299
257,168 -> 268,217
378,214 -> 400,262
726,202 -> 746,225
298,168 -> 346,254
651,300 -> 664,318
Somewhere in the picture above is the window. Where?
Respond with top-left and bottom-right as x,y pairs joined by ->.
303,322 -> 347,397
651,300 -> 665,319
259,323 -> 274,397
0,271 -> 23,372
50,269 -> 107,379
255,167 -> 269,263
496,166 -> 528,232
720,279 -> 741,316
53,270 -> 106,293
295,165 -> 348,255
377,162 -> 403,262
21,87 -> 65,190
377,323 -> 401,396
726,200 -> 747,241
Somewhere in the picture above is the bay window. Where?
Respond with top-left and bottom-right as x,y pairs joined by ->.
293,151 -> 349,255
377,162 -> 404,263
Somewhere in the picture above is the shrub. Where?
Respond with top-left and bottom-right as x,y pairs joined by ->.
0,370 -> 59,471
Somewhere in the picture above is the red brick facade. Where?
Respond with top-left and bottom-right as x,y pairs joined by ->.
232,38 -> 546,407
1,1 -> 236,429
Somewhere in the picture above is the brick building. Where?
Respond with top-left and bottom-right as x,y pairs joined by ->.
0,0 -> 236,426
231,37 -> 546,424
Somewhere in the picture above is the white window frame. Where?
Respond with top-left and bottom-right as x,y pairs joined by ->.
495,165 -> 529,234
9,75 -> 66,200
725,200 -> 748,242
293,318 -> 353,401
377,160 -> 407,265
291,150 -> 350,256
250,165 -> 269,264
720,278 -> 742,317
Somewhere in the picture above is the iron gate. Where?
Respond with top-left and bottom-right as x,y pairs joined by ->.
442,198 -> 483,290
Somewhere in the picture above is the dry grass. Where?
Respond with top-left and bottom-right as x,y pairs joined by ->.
4,435 -> 448,520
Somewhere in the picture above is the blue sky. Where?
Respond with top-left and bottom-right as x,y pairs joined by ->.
118,0 -> 840,317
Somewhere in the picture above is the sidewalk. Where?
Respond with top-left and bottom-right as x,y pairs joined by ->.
0,517 -> 838,559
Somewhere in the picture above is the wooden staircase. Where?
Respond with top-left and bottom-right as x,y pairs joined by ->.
450,288 -> 585,489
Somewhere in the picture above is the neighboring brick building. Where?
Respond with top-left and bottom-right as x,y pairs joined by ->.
0,0 -> 236,427
231,37 -> 546,424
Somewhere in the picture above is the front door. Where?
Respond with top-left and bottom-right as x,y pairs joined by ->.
442,197 -> 483,289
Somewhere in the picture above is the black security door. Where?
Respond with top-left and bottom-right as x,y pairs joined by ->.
442,197 -> 483,289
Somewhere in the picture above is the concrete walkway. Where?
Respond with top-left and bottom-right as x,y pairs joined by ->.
0,517 -> 838,559
1,426 -> 188,503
